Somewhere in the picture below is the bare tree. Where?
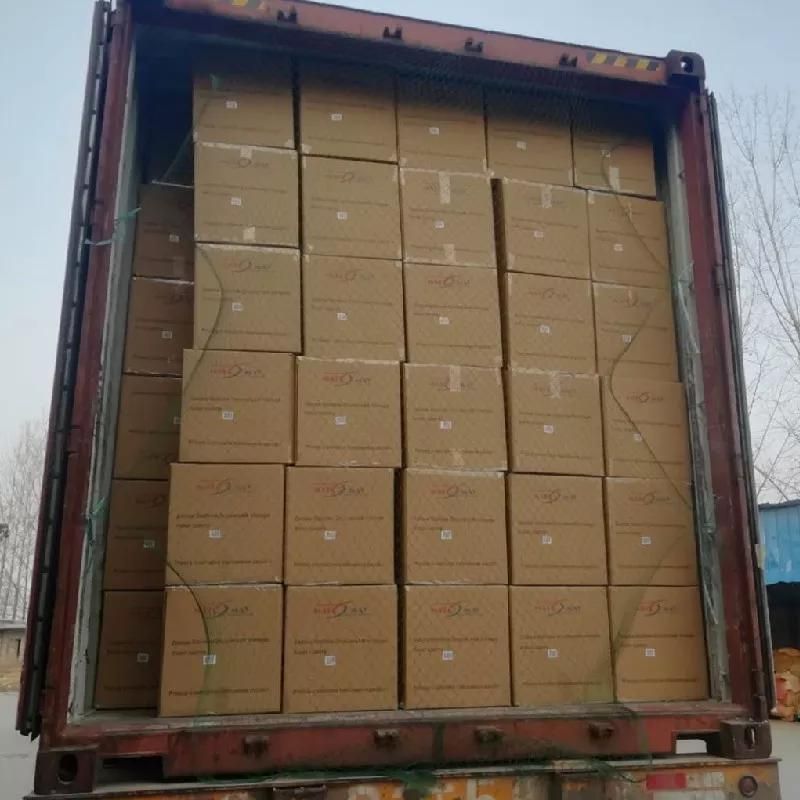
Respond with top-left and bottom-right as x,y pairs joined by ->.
0,416 -> 47,621
723,91 -> 800,501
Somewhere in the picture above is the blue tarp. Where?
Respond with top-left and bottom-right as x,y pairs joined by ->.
761,501 -> 800,585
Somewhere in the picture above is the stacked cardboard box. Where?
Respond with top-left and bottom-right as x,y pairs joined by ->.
100,56 -> 709,716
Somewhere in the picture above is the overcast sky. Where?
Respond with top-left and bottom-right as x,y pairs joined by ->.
1,0 -> 798,450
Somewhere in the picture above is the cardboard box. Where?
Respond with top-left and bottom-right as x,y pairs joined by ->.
504,273 -> 595,373
302,157 -> 401,259
303,256 -> 405,361
160,584 -> 283,716
404,264 -> 502,367
296,357 -> 401,467
402,470 -> 507,584
400,169 -> 496,269
123,277 -> 193,376
485,91 -> 572,186
593,283 -> 678,381
167,464 -> 285,585
507,370 -> 603,476
179,350 -> 294,464
95,591 -> 162,709
285,467 -> 395,585
602,377 -> 691,481
605,478 -> 697,586
194,142 -> 298,246
194,244 -> 301,353
510,587 -> 613,705
573,106 -> 657,197
283,585 -> 398,712
113,375 -> 181,480
299,62 -> 396,161
403,364 -> 507,471
588,192 -> 669,288
495,180 -> 590,279
103,480 -> 168,591
609,586 -> 709,701
397,79 -> 486,172
132,184 -> 194,281
193,57 -> 294,149
403,585 -> 510,709
508,475 -> 606,586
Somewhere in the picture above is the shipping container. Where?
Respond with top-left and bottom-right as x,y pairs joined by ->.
17,0 -> 779,797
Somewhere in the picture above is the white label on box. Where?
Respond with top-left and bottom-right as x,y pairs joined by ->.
160,329 -> 173,340
168,233 -> 181,243
334,415 -> 347,426
142,539 -> 156,550
203,654 -> 217,666
438,315 -> 450,326
645,647 -> 656,658
136,652 -> 150,664
442,649 -> 454,661
439,419 -> 453,430
231,301 -> 243,312
173,416 -> 181,426
209,528 -> 222,539
221,410 -> 234,421
225,99 -> 238,109
533,229 -> 545,239
539,324 -> 551,335
429,126 -> 440,136
440,529 -> 453,541
230,196 -> 242,207
613,242 -> 624,252
641,535 -> 652,546
323,529 -> 337,541
633,432 -> 643,442
622,333 -> 633,344
546,648 -> 559,659
541,534 -> 553,545
336,311 -> 348,321
330,112 -> 343,122
324,655 -> 336,667
434,220 -> 445,229
516,139 -> 528,150
543,424 -> 555,434
336,210 -> 348,221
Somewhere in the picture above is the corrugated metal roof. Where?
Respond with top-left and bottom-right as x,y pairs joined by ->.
760,502 -> 800,584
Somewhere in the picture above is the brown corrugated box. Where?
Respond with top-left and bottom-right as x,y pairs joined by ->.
103,480 -> 168,591
95,591 -> 162,709
397,79 -> 486,172
160,584 -> 283,716
400,169 -> 496,269
403,364 -> 507,471
486,91 -> 572,186
602,376 -> 691,481
504,273 -> 595,373
507,370 -> 603,476
193,57 -> 294,149
402,470 -> 507,584
132,184 -> 194,281
114,375 -> 181,480
609,586 -> 708,701
605,478 -> 697,586
123,277 -> 193,376
404,264 -> 502,367
588,192 -> 669,288
303,256 -> 405,361
510,587 -> 613,705
299,62 -> 396,161
593,283 -> 678,381
302,157 -> 401,259
166,464 -> 285,585
285,467 -> 395,585
495,180 -> 590,279
179,349 -> 294,464
403,585 -> 510,709
194,244 -> 301,353
296,357 -> 401,467
573,106 -> 657,198
194,142 -> 298,246
508,475 -> 607,586
283,585 -> 397,712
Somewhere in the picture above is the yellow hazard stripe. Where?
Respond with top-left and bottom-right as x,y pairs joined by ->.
587,51 -> 660,71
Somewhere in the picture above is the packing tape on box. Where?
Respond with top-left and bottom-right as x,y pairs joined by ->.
242,226 -> 256,242
438,172 -> 451,205
443,243 -> 456,263
448,365 -> 462,392
540,185 -> 552,209
549,372 -> 561,399
450,449 -> 465,467
608,166 -> 621,192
